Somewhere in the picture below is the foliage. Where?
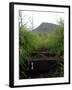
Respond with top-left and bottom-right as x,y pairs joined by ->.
47,20 -> 64,55
19,25 -> 43,64
19,19 -> 64,79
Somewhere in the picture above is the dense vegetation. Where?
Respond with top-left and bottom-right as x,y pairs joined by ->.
19,19 -> 64,79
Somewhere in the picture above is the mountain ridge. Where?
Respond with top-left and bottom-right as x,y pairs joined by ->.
32,22 -> 57,32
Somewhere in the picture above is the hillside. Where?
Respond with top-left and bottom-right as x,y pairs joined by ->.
33,22 -> 57,32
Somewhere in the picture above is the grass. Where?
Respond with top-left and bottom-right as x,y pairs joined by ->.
19,20 -> 64,79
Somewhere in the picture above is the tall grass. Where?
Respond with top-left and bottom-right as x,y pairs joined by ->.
19,25 -> 44,64
19,19 -> 64,78
19,20 -> 64,63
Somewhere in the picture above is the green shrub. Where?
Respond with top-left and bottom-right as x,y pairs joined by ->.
47,19 -> 64,55
19,19 -> 64,78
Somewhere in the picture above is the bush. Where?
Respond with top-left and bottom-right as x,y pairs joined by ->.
47,20 -> 64,56
19,19 -> 64,78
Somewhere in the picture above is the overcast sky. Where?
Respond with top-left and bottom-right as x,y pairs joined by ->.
19,10 -> 64,29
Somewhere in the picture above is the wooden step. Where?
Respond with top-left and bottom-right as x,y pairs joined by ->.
32,57 -> 57,61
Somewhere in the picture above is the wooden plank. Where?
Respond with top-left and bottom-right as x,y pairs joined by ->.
32,57 -> 57,61
32,51 -> 50,54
